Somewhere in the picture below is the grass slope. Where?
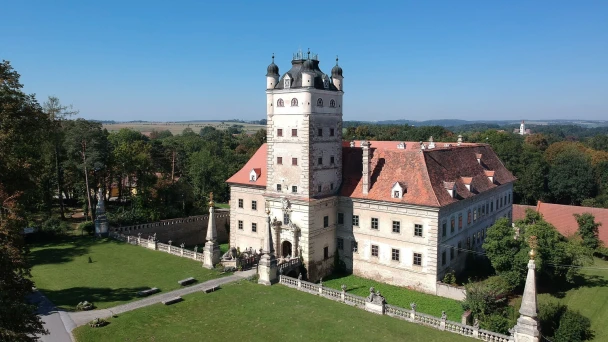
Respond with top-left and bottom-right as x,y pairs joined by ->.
324,274 -> 464,320
73,281 -> 473,342
29,237 -> 226,310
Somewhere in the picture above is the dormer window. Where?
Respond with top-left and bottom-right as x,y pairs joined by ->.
444,181 -> 456,198
249,168 -> 261,182
291,98 -> 298,107
330,99 -> 336,108
391,182 -> 406,199
323,77 -> 329,89
317,98 -> 323,107
277,99 -> 284,107
284,75 -> 291,89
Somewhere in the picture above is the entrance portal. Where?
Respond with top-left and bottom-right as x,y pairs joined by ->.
281,241 -> 292,258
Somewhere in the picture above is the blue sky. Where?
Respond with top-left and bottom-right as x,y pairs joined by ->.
2,1 -> 607,121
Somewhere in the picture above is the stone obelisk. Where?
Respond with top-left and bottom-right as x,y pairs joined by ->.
512,236 -> 541,342
258,200 -> 278,285
94,188 -> 109,237
203,192 -> 221,269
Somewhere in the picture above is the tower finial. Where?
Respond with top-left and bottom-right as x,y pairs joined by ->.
336,55 -> 339,65
307,48 -> 310,59
272,53 -> 275,62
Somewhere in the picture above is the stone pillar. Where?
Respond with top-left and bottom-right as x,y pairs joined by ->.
94,188 -> 109,237
274,221 -> 281,259
512,248 -> 541,342
258,207 -> 278,286
203,194 -> 221,269
293,228 -> 299,258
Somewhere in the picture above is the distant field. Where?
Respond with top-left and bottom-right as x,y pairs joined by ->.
103,121 -> 265,135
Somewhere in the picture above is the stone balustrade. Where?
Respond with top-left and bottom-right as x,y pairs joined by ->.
278,274 -> 512,342
109,232 -> 205,264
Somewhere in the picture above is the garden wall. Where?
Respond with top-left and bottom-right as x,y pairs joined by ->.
110,210 -> 229,246
435,282 -> 466,301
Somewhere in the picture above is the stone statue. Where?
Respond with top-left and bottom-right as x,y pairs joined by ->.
180,243 -> 185,249
221,247 -> 237,260
341,284 -> 347,292
194,246 -> 198,253
366,287 -> 385,305
410,302 -> 417,311
441,311 -> 447,320
298,273 -> 302,280
367,287 -> 376,302
473,318 -> 480,329
153,233 -> 157,241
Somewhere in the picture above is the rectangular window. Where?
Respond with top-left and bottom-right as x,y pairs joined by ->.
323,216 -> 329,228
486,203 -> 489,215
509,193 -> 512,204
450,246 -> 455,260
413,252 -> 422,266
353,215 -> 359,227
442,222 -> 446,237
451,218 -> 455,233
458,214 -> 463,229
338,213 -> 344,224
392,221 -> 401,233
238,199 -> 243,208
276,184 -> 282,191
371,245 -> 379,257
318,128 -> 323,136
283,213 -> 289,225
468,211 -> 472,224
496,199 -> 499,210
457,241 -> 462,255
277,128 -> 283,137
330,156 -> 335,164
414,224 -> 423,237
318,185 -> 322,192
504,195 -> 507,206
251,201 -> 257,210
318,157 -> 323,165
330,128 -> 335,136
337,238 -> 344,250
292,158 -> 298,166
474,209 -> 478,221
292,186 -> 297,193
442,251 -> 446,266
251,223 -> 257,232
392,248 -> 400,261
371,218 -> 379,230
238,220 -> 243,230
491,201 -> 494,212
324,246 -> 329,259
277,156 -> 282,165
330,183 -> 334,190
291,129 -> 297,137
352,241 -> 358,253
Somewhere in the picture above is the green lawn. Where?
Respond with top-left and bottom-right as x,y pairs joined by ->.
324,274 -> 464,320
73,281 -> 474,342
29,236 -> 226,310
512,257 -> 608,341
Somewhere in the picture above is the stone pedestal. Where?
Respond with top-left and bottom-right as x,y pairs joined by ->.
364,301 -> 384,315
94,220 -> 109,237
513,317 -> 540,342
257,254 -> 278,285
203,241 -> 221,269
146,240 -> 157,250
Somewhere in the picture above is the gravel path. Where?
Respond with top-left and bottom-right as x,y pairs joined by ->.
69,269 -> 257,327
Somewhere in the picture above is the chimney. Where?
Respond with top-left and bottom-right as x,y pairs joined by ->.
361,141 -> 371,195
428,136 -> 435,149
475,153 -> 482,164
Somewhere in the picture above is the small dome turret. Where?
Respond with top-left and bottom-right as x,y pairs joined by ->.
266,54 -> 279,76
331,56 -> 343,77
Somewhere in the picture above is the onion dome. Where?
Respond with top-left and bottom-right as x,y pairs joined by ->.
331,56 -> 343,77
266,54 -> 279,76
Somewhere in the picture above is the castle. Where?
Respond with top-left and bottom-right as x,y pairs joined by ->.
226,51 -> 515,294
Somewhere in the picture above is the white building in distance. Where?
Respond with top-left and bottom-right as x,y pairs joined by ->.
226,51 -> 516,294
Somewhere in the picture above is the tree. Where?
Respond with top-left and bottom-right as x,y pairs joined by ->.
482,218 -> 528,289
548,150 -> 596,205
0,60 -> 47,340
574,213 -> 602,250
42,96 -> 78,219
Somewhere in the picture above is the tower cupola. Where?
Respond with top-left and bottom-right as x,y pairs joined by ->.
331,56 -> 344,91
266,54 -> 280,89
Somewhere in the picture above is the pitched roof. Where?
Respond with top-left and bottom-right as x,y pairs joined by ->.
227,141 -> 516,207
514,201 -> 608,245
513,204 -> 536,221
225,144 -> 267,187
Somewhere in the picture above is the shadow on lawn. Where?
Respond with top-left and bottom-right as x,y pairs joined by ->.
321,272 -> 367,292
28,236 -> 124,266
41,286 -> 152,311
543,273 -> 608,299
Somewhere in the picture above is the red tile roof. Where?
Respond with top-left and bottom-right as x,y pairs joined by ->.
227,141 -> 516,207
226,144 -> 267,187
514,202 -> 608,245
512,204 -> 536,221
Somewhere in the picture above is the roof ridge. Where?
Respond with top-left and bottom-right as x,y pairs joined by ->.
421,152 -> 441,207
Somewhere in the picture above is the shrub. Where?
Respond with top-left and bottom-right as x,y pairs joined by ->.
538,300 -> 566,338
79,221 -> 95,235
442,270 -> 457,286
481,313 -> 511,335
88,318 -> 108,328
41,217 -> 69,236
76,301 -> 95,311
554,310 -> 593,342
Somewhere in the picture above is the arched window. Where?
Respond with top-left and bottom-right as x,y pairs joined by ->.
291,98 -> 298,107
277,99 -> 284,107
317,98 -> 323,107
330,99 -> 336,108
